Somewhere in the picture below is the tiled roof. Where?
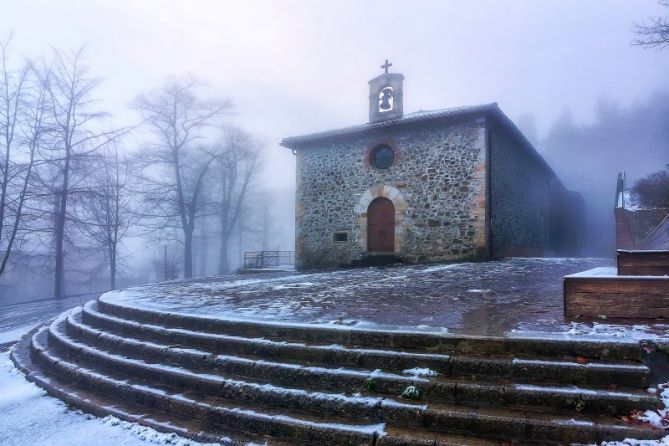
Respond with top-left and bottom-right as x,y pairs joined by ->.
280,101 -> 558,181
280,103 -> 498,148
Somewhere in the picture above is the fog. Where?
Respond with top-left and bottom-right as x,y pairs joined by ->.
0,0 -> 668,302
540,93 -> 669,255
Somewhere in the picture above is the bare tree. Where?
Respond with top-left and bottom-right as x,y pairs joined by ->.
133,78 -> 230,279
214,128 -> 260,274
633,1 -> 669,49
37,47 -> 122,298
632,164 -> 669,208
75,141 -> 133,290
0,35 -> 49,276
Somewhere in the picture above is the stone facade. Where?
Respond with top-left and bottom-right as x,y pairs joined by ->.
283,71 -> 580,270
293,118 -> 488,269
489,126 -> 552,256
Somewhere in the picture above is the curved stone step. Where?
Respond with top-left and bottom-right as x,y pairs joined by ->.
29,326 -> 389,445
50,314 -> 426,426
97,297 -> 646,361
14,327 -> 512,446
28,324 -> 539,446
9,328 -> 249,445
43,311 -> 663,444
83,300 -> 454,373
67,307 -> 660,416
83,300 -> 652,388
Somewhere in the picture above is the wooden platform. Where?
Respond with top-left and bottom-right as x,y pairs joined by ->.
617,249 -> 669,276
564,267 -> 669,318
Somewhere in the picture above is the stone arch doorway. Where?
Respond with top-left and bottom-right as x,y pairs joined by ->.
354,184 -> 407,254
367,197 -> 395,252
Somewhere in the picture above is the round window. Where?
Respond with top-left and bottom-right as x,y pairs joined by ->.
371,144 -> 395,169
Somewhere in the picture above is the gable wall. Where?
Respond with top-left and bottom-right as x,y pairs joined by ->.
295,118 -> 488,269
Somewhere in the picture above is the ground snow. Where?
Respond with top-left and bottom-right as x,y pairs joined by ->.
0,351 -> 228,446
0,323 -> 38,345
564,322 -> 661,340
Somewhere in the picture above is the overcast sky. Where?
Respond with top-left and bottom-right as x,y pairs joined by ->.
1,0 -> 668,189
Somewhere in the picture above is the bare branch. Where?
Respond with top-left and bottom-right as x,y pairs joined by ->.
633,1 -> 669,49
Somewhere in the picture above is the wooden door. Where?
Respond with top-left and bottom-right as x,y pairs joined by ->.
367,198 -> 395,252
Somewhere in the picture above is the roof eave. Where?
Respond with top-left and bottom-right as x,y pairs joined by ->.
485,106 -> 559,182
281,103 -> 499,150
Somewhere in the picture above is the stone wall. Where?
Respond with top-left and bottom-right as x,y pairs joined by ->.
489,127 -> 552,256
295,117 -> 487,269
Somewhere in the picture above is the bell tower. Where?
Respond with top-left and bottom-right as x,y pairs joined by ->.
368,59 -> 404,123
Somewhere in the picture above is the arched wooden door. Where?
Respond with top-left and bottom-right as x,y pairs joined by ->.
367,197 -> 395,252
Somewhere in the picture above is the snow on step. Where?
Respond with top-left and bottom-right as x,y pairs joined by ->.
30,327 -> 388,441
83,300 -> 650,390
9,300 -> 666,445
70,305 -> 660,414
83,300 -> 454,362
70,308 -> 432,384
36,326 -> 655,446
402,367 -> 440,377
56,308 -> 655,424
96,296 -> 645,361
511,357 -> 647,372
51,312 -> 430,415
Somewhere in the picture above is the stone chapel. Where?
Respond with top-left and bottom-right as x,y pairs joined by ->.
281,62 -> 583,270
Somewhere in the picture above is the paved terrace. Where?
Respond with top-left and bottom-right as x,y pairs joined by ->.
102,257 -> 669,339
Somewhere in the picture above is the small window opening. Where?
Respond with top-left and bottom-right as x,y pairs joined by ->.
333,232 -> 348,242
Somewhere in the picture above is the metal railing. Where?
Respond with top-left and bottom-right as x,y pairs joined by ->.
243,251 -> 295,270
644,212 -> 669,250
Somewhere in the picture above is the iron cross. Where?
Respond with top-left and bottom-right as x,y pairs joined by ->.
381,59 -> 392,74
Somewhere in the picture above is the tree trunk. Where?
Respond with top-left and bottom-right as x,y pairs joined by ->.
110,247 -> 117,290
54,188 -> 68,299
184,229 -> 193,279
218,234 -> 229,275
54,115 -> 72,299
199,227 -> 208,277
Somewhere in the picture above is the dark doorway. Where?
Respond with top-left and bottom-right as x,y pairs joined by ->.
367,197 -> 395,252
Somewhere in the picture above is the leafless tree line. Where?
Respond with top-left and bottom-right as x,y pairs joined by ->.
0,36 -> 271,301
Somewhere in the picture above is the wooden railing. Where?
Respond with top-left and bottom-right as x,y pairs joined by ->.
243,251 -> 295,270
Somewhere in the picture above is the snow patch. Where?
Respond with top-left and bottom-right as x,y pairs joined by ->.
226,407 -> 385,435
402,367 -> 439,377
635,386 -> 669,430
601,439 -> 669,446
602,385 -> 669,445
419,264 -> 460,273
564,322 -> 661,341
100,415 -> 227,445
271,282 -> 315,291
